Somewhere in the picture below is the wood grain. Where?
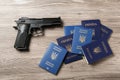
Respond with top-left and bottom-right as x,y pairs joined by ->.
0,0 -> 120,80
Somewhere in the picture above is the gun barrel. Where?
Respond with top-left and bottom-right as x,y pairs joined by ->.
15,17 -> 62,25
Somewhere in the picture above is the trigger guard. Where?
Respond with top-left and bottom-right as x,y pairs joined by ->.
36,30 -> 42,34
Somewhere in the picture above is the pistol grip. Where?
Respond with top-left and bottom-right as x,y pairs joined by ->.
14,24 -> 31,51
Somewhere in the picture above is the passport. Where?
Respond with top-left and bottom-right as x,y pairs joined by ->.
71,27 -> 93,54
56,34 -> 83,64
64,25 -> 82,36
101,24 -> 113,40
81,19 -> 101,40
39,43 -> 67,75
82,39 -> 113,64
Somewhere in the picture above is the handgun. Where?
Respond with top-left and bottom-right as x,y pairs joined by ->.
13,17 -> 62,51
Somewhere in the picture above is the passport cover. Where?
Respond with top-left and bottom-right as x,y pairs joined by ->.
56,34 -> 83,64
64,25 -> 82,36
81,19 -> 101,40
39,43 -> 67,75
71,27 -> 93,54
101,24 -> 113,40
82,39 -> 113,64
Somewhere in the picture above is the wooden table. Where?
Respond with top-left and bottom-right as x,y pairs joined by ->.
0,0 -> 120,80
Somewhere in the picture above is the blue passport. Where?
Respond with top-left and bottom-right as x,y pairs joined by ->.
101,25 -> 113,40
39,43 -> 67,75
81,19 -> 101,40
82,39 -> 113,64
56,34 -> 83,64
64,25 -> 82,36
71,27 -> 93,54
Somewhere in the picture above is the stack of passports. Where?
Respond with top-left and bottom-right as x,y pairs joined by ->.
63,20 -> 113,64
39,19 -> 113,75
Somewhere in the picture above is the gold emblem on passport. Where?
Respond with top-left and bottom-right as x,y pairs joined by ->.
65,44 -> 71,52
79,35 -> 86,43
51,51 -> 58,60
93,47 -> 101,54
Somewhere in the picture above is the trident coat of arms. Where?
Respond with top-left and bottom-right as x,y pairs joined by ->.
51,51 -> 58,60
79,35 -> 86,43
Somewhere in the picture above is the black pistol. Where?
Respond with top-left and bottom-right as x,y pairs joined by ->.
13,17 -> 62,51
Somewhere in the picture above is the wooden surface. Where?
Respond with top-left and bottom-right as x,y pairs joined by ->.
0,0 -> 120,80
